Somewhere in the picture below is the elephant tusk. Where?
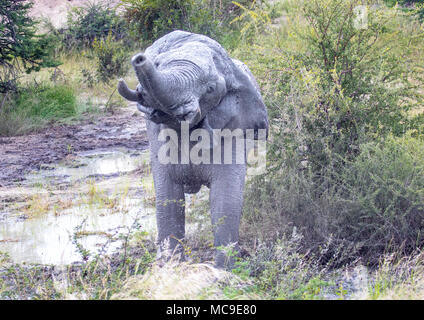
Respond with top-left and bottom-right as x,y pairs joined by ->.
117,79 -> 140,102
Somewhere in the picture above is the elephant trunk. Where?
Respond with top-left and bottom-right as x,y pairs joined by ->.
117,79 -> 140,102
131,53 -> 174,111
130,53 -> 204,127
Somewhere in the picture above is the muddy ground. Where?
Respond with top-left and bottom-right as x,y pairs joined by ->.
0,102 -> 156,268
0,104 -> 149,187
0,102 -> 372,300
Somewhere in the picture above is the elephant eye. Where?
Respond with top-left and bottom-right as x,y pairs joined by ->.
207,86 -> 214,94
169,104 -> 179,111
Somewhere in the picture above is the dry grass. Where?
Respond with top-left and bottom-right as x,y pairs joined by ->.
366,251 -> 424,300
111,260 -> 255,300
375,283 -> 424,300
23,193 -> 51,218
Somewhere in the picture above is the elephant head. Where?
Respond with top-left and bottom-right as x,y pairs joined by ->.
118,31 -> 268,138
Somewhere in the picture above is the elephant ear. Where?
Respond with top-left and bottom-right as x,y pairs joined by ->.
206,59 -> 268,140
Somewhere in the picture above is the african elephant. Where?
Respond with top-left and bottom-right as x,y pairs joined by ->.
118,31 -> 268,268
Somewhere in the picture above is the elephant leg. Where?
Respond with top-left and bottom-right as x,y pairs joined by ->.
153,169 -> 185,261
210,164 -> 246,269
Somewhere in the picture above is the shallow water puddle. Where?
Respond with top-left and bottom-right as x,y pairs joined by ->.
0,148 -> 156,265
0,201 -> 155,265
25,149 -> 150,185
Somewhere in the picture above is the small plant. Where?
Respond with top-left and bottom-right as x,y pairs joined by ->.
335,284 -> 348,300
291,277 -> 330,300
23,194 -> 51,218
141,174 -> 156,205
72,219 -> 92,262
231,259 -> 251,280
234,233 -> 332,299
67,144 -> 74,154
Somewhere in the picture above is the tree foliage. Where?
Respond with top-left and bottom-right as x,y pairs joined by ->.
59,1 -> 128,50
119,0 -> 251,44
0,0 -> 58,93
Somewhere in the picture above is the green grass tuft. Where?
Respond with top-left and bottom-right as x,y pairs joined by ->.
16,84 -> 77,119
0,84 -> 77,136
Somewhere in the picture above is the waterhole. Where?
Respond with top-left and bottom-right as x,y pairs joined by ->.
0,148 -> 156,265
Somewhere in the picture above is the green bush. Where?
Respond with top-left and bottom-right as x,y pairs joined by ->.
16,84 -> 77,119
120,0 -> 252,45
243,134 -> 424,265
0,84 -> 77,136
338,135 -> 424,257
92,33 -> 130,83
237,0 -> 424,265
298,0 -> 422,171
121,0 -> 193,41
57,1 -> 128,50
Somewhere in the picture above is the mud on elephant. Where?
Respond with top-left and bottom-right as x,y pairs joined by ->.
118,30 -> 268,268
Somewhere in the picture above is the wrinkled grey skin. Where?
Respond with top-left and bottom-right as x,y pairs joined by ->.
118,31 -> 268,268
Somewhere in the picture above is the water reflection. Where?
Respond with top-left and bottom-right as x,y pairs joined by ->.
26,149 -> 150,184
0,201 -> 155,265
0,149 -> 155,265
